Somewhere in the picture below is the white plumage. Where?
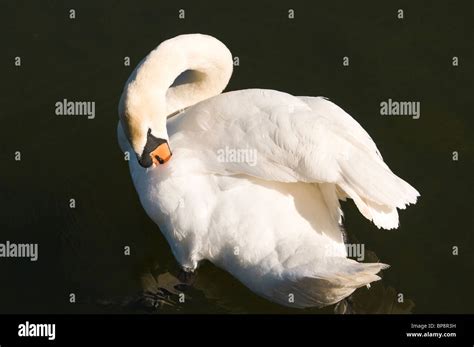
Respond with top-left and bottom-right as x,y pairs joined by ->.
117,34 -> 419,308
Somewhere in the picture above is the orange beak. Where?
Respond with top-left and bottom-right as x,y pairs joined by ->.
150,142 -> 172,165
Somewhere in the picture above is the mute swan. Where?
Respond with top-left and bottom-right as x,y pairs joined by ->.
117,34 -> 419,308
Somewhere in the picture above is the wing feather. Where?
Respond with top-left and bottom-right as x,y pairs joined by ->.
168,89 -> 419,229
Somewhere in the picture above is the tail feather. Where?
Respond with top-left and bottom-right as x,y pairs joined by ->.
271,258 -> 389,308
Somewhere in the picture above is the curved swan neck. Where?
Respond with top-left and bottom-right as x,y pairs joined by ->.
122,34 -> 233,147
128,34 -> 233,121
144,34 -> 233,114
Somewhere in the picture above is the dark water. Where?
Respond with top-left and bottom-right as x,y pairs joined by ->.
1,0 -> 472,313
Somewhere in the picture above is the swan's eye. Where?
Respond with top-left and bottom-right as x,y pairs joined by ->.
138,129 -> 172,168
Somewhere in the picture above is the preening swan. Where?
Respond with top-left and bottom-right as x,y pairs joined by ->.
117,34 -> 419,308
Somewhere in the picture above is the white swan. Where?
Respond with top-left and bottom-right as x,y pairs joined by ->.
117,34 -> 419,308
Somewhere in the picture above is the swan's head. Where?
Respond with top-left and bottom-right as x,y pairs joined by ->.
119,83 -> 172,168
118,33 -> 233,168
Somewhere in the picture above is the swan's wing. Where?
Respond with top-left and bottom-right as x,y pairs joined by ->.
298,96 -> 384,163
297,96 -> 401,228
169,89 -> 419,229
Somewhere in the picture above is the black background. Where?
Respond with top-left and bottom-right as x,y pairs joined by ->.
0,0 -> 473,314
